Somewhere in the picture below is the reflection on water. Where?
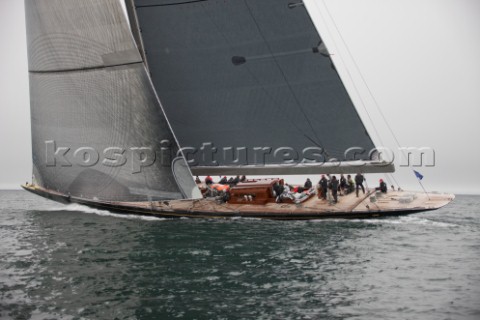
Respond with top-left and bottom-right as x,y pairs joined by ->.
0,191 -> 479,319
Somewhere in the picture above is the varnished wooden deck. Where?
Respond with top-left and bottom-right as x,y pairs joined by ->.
22,184 -> 455,220
108,190 -> 454,218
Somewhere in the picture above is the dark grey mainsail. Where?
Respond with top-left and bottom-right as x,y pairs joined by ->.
131,0 -> 394,174
25,0 -> 201,201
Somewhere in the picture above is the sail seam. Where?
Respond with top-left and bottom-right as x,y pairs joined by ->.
29,62 -> 143,74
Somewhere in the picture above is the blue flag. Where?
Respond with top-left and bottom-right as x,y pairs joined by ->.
413,170 -> 424,180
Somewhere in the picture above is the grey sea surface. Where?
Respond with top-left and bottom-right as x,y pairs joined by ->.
0,190 -> 479,320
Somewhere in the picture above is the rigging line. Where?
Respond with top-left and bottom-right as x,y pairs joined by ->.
310,1 -> 383,147
384,172 -> 393,185
311,0 -> 401,187
320,0 -> 416,190
308,2 -> 383,154
198,3 -> 312,141
321,1 -> 406,157
385,173 -> 396,190
242,0 -> 329,157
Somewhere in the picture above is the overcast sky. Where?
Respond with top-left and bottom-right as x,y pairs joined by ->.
0,0 -> 479,194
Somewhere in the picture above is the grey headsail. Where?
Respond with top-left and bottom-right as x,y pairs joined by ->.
25,0 -> 201,201
131,0 -> 394,174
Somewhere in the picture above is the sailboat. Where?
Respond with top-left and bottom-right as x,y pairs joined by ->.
22,0 -> 454,219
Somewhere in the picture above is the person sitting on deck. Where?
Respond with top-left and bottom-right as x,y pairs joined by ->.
281,184 -> 295,201
219,176 -> 228,184
376,179 -> 388,193
205,175 -> 213,185
217,184 -> 231,200
304,178 -> 312,190
231,175 -> 240,185
240,175 -> 247,183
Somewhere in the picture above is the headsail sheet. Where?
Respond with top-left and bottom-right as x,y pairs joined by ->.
25,0 -> 201,201
133,0 -> 392,174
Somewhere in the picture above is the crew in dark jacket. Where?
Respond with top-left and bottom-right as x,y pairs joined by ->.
376,179 -> 387,193
329,176 -> 339,203
205,176 -> 213,185
219,176 -> 228,184
355,173 -> 365,197
231,175 -> 240,185
304,178 -> 312,190
319,175 -> 328,200
273,182 -> 285,202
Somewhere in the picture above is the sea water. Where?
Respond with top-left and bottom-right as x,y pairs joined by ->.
0,190 -> 479,320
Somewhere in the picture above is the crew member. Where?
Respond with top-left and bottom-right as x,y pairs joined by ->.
329,176 -> 339,203
319,175 -> 328,200
232,175 -> 240,185
347,175 -> 355,194
205,175 -> 213,185
339,174 -> 346,196
304,178 -> 312,190
219,176 -> 228,184
376,179 -> 387,193
273,181 -> 285,202
355,173 -> 365,197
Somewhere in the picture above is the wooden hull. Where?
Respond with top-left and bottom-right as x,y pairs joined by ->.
21,184 -> 455,220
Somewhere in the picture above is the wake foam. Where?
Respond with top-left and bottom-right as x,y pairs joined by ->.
45,204 -> 166,221
358,216 -> 457,228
